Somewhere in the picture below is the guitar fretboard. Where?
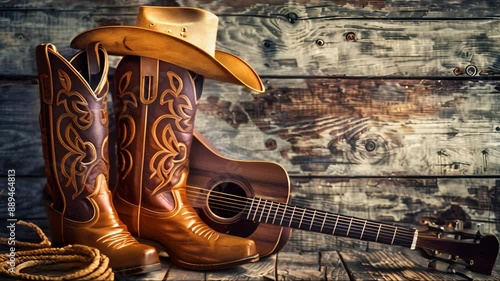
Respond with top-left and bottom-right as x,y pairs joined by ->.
244,197 -> 417,249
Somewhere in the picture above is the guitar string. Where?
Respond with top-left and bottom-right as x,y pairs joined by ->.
185,185 -> 414,235
185,186 -> 415,237
201,198 -> 415,244
187,190 -> 416,245
186,178 -> 492,268
186,187 -> 416,243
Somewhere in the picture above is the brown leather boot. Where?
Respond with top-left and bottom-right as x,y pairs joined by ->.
112,55 -> 259,270
36,43 -> 161,275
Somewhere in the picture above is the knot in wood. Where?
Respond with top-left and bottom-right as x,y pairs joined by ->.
286,12 -> 299,24
263,40 -> 273,48
364,140 -> 377,152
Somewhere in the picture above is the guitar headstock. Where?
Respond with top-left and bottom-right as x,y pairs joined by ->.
417,223 -> 499,275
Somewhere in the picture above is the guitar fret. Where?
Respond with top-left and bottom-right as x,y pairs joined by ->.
332,215 -> 339,234
280,205 -> 287,226
272,203 -> 280,224
360,221 -> 367,239
346,217 -> 353,237
320,212 -> 327,232
298,208 -> 306,229
309,210 -> 316,230
265,201 -> 273,223
258,200 -> 267,222
375,224 -> 382,242
239,194 -> 422,251
391,227 -> 398,245
289,206 -> 296,227
252,198 -> 262,221
246,198 -> 255,220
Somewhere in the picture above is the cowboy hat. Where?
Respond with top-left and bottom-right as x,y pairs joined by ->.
70,6 -> 264,93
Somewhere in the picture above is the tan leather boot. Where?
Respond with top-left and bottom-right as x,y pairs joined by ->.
36,43 -> 161,275
112,55 -> 259,270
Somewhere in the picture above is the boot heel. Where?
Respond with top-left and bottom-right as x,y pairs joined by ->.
136,237 -> 170,258
36,43 -> 161,274
44,202 -> 64,247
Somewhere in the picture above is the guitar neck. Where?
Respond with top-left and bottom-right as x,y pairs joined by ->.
243,197 -> 418,249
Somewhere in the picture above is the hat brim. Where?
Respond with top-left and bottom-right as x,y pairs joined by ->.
70,26 -> 264,93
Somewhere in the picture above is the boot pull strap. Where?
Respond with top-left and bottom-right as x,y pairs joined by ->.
86,41 -> 103,90
35,44 -> 56,105
188,71 -> 204,101
140,56 -> 159,104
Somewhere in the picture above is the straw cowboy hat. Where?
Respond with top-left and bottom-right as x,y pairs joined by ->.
71,6 -> 264,92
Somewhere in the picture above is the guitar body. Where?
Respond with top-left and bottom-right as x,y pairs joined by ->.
188,131 -> 292,258
187,135 -> 500,274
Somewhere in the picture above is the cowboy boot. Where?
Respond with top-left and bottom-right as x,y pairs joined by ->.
36,42 -> 161,275
112,55 -> 259,270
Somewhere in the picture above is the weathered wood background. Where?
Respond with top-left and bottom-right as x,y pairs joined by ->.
1,0 -> 499,279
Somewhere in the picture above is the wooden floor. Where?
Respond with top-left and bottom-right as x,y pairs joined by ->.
1,219 -> 499,280
119,249 -> 500,281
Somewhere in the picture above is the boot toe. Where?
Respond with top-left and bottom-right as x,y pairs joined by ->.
217,235 -> 259,263
110,244 -> 161,275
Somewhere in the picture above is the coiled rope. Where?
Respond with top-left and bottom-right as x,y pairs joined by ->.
0,220 -> 113,280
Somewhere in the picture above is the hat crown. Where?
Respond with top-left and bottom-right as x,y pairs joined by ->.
136,6 -> 219,56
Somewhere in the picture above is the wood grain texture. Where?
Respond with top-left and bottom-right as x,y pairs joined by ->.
5,78 -> 500,177
179,0 -> 500,19
0,177 -> 46,220
0,80 -> 43,177
3,0 -> 500,18
205,255 -> 276,280
1,2 -> 499,77
0,1 -> 499,279
338,250 -> 500,280
266,251 -> 327,280
320,251 -> 350,281
215,17 -> 500,77
197,79 -> 500,177
339,250 -> 454,280
281,177 -> 500,253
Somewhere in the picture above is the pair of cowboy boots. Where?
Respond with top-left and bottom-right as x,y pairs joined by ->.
36,43 -> 258,275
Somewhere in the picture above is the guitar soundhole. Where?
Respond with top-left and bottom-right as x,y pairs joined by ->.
208,182 -> 247,219
200,180 -> 259,238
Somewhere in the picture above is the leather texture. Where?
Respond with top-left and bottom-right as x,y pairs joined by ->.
112,55 -> 259,270
36,43 -> 161,275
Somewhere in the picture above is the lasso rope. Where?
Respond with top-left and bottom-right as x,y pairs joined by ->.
0,220 -> 113,280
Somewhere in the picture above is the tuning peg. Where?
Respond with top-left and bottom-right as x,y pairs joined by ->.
427,258 -> 437,270
426,223 -> 444,233
447,262 -> 457,274
475,223 -> 485,234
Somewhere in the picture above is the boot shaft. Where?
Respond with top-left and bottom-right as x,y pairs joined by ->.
113,56 -> 204,211
36,43 -> 110,221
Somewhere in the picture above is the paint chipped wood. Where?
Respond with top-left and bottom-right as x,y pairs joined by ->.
0,0 -> 499,280
197,79 -> 500,177
1,3 -> 499,77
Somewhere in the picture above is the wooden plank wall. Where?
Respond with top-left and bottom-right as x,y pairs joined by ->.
1,0 -> 499,257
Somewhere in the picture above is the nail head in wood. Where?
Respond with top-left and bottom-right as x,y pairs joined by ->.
345,32 -> 357,41
465,65 -> 478,76
316,39 -> 325,46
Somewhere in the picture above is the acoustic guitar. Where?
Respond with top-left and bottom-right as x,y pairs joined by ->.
187,131 -> 499,275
